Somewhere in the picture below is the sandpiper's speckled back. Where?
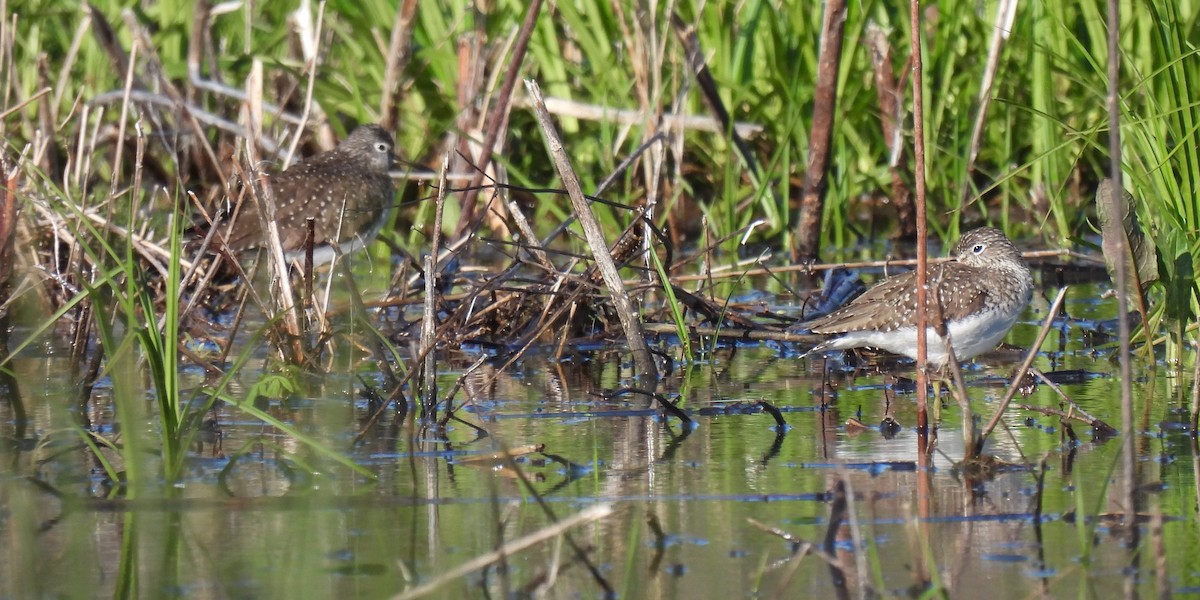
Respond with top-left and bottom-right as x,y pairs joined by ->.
223,124 -> 396,261
802,226 -> 1034,365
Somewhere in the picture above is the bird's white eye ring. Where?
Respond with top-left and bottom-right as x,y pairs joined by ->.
973,243 -> 985,254
375,142 -> 388,152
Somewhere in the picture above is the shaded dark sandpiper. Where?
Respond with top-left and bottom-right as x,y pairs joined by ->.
799,227 -> 1034,367
221,124 -> 396,266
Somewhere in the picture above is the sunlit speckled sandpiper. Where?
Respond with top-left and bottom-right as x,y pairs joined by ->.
221,124 -> 396,266
800,227 -> 1034,367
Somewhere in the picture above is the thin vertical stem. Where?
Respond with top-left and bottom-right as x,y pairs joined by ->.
910,0 -> 929,434
1106,0 -> 1138,550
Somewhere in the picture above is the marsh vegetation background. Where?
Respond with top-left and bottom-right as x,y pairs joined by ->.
1,0 -> 1199,597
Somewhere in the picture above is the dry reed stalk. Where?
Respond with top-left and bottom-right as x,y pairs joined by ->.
1105,0 -> 1139,546
907,0 -> 933,437
865,24 -> 915,238
243,59 -> 304,363
793,0 -> 848,262
965,0 -> 1020,175
379,0 -> 418,131
524,79 -> 658,382
455,0 -> 543,239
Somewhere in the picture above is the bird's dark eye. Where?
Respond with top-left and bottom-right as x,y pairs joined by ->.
375,142 -> 388,152
972,243 -> 985,254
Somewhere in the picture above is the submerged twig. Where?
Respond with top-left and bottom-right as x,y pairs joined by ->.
1013,402 -> 1117,436
391,504 -> 614,600
1028,368 -> 1116,434
975,287 -> 1069,454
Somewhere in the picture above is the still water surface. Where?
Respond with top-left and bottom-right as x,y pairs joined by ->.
1,283 -> 1197,598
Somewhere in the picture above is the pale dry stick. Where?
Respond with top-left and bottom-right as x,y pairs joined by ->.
109,39 -> 139,202
666,83 -> 692,250
931,304 -> 975,459
313,198 -> 356,338
245,60 -> 304,360
974,287 -> 1069,454
119,10 -> 179,142
0,86 -> 49,121
391,504 -> 614,600
77,113 -> 104,282
255,172 -> 304,359
418,158 -> 449,416
186,78 -> 307,127
524,79 -> 657,382
746,519 -> 859,574
536,132 -> 668,254
283,1 -> 326,168
379,0 -> 418,130
177,192 -> 228,322
537,533 -> 565,597
512,95 -> 767,138
640,321 -> 823,343
430,153 -> 449,278
624,3 -> 664,279
768,542 -> 814,600
420,254 -> 437,416
185,0 -> 210,97
129,120 -> 149,268
0,2 -> 7,110
79,210 -> 194,273
22,172 -> 176,283
505,194 -> 555,272
965,0 -> 1019,173
640,140 -> 665,293
838,474 -> 872,600
89,90 -> 284,158
112,10 -> 227,188
71,104 -> 90,189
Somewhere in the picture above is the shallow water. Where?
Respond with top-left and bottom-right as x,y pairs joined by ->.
1,281 -> 1198,598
